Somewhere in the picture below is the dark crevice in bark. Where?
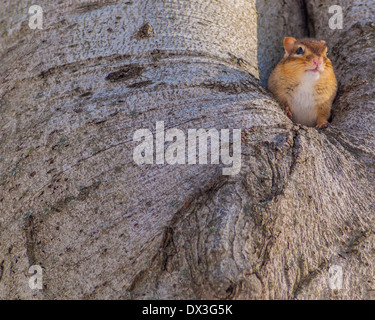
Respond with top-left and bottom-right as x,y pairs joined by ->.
159,226 -> 176,272
24,216 -> 37,267
301,0 -> 313,37
288,127 -> 302,177
0,260 -> 4,283
105,65 -> 144,82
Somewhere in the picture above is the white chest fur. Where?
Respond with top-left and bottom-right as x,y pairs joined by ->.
290,72 -> 320,127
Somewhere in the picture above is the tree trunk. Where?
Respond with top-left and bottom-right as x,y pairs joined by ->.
0,0 -> 374,299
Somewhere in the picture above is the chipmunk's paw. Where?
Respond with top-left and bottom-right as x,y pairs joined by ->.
284,106 -> 292,119
316,121 -> 329,129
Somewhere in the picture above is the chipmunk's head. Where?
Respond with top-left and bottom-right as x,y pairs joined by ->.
282,37 -> 333,75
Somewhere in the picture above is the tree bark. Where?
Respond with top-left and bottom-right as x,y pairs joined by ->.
0,0 -> 374,299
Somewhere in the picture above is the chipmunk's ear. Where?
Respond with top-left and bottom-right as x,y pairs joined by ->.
320,40 -> 326,45
284,37 -> 297,55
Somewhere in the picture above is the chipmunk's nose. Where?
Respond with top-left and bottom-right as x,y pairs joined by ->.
313,57 -> 322,66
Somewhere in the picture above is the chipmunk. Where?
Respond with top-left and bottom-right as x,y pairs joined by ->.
268,37 -> 337,128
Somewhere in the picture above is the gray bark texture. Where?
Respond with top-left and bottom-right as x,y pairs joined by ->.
0,0 -> 374,299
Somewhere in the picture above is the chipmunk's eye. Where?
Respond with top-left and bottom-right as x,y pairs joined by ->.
296,47 -> 304,55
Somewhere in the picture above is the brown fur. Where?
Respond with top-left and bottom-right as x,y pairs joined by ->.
268,37 -> 337,128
